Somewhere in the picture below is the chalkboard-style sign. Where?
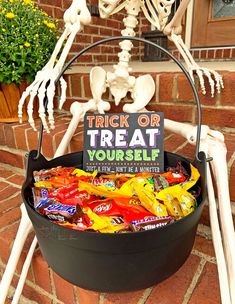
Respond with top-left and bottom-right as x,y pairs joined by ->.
83,112 -> 164,174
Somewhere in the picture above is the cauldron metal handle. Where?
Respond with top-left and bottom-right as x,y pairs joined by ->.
36,36 -> 203,162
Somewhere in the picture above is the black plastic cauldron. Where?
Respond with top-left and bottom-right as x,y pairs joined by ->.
22,36 -> 207,292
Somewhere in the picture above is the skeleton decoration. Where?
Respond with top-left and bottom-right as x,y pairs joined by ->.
0,0 -> 231,303
18,0 -> 223,132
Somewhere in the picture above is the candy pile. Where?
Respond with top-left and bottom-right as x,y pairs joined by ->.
32,162 -> 201,233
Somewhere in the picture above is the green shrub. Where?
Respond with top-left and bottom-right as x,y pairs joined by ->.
0,0 -> 60,84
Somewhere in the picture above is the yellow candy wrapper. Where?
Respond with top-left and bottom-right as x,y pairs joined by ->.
83,207 -> 109,231
133,183 -> 168,217
155,184 -> 196,216
72,169 -> 98,178
34,180 -> 53,189
181,164 -> 200,191
163,193 -> 183,218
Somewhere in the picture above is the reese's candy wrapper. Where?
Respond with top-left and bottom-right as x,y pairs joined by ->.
130,216 -> 174,232
113,197 -> 154,222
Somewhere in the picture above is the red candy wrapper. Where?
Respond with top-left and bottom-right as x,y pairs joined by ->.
89,199 -> 122,217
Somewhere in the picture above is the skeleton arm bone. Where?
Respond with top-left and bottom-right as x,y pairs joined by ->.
161,0 -> 223,97
163,0 -> 191,36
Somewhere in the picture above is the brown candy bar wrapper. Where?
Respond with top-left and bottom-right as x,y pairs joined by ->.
130,216 -> 174,232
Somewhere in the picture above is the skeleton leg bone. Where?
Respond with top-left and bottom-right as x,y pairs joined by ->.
165,121 -> 235,304
0,204 -> 33,304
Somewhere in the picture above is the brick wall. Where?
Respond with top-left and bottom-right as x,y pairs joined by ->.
36,0 -> 147,65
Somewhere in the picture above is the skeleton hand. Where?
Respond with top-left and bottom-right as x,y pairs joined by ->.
18,0 -> 91,133
170,34 -> 224,97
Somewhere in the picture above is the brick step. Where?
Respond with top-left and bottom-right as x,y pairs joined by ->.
0,164 -> 228,304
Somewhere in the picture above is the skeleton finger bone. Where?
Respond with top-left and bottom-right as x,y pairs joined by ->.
58,77 -> 68,110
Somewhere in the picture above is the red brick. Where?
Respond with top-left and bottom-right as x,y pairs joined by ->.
32,249 -> 52,293
197,81 -> 218,106
147,104 -> 193,123
200,108 -> 235,129
200,50 -> 207,59
21,282 -> 53,304
223,48 -> 232,59
146,255 -> 201,304
70,131 -> 84,152
41,132 -> 55,159
174,143 -> 195,160
76,287 -> 100,304
0,124 -> 6,145
164,134 -> 188,154
0,181 -> 9,191
0,222 -> 19,263
215,49 -> 223,59
53,272 -> 76,304
207,50 -> 215,59
229,160 -> 235,201
189,263 -> 221,304
0,167 -> 14,178
0,206 -> 21,229
0,185 -> 20,202
14,123 -> 29,151
104,290 -> 145,304
232,48 -> 235,58
176,74 -> 194,102
0,150 -> 24,169
199,205 -> 210,227
193,235 -> 215,257
159,73 -> 175,102
70,74 -> 82,97
224,133 -> 235,162
3,125 -> 16,149
26,128 -> 40,151
82,75 -> 92,98
0,194 -> 21,215
220,72 -> 235,106
7,175 -> 25,186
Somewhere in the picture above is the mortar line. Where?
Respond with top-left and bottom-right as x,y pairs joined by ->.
191,249 -> 217,264
182,258 -> 207,304
138,287 -> 153,304
99,293 -> 106,304
73,285 -> 79,304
